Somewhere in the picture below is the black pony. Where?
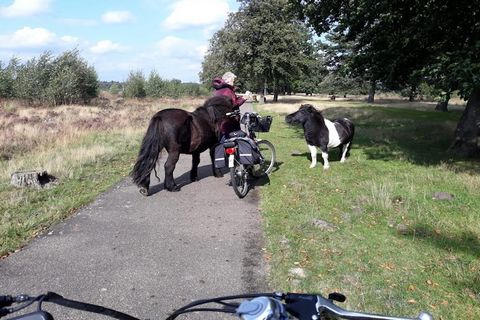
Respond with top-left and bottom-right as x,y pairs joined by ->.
131,96 -> 234,195
285,104 -> 355,169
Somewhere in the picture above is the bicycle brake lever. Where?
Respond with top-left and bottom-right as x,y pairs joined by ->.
328,292 -> 346,303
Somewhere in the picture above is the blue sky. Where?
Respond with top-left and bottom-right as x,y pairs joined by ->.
0,0 -> 240,82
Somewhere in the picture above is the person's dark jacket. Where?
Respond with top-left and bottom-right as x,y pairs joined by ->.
212,77 -> 245,108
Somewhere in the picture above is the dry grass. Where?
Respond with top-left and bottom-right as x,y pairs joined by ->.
0,94 -> 207,256
256,93 -> 467,114
0,95 -> 207,179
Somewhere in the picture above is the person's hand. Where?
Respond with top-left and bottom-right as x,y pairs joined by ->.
245,91 -> 253,101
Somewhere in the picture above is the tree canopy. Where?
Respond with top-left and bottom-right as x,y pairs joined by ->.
0,50 -> 98,106
292,0 -> 480,155
200,0 -> 318,101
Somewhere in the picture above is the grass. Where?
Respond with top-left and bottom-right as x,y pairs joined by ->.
255,101 -> 479,319
0,95 -> 206,256
1,94 -> 478,319
0,130 -> 141,254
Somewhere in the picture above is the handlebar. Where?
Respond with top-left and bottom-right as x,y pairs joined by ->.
1,291 -> 434,320
226,109 -> 242,117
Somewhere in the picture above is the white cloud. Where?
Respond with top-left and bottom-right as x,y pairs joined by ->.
163,0 -> 230,30
60,36 -> 80,44
61,18 -> 98,27
0,27 -> 56,48
155,36 -> 205,59
0,0 -> 51,17
90,40 -> 126,54
101,11 -> 134,24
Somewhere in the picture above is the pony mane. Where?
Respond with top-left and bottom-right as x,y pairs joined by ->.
194,96 -> 234,123
300,104 -> 324,119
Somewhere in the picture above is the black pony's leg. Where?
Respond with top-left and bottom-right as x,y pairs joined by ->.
190,152 -> 200,181
139,176 -> 150,196
210,147 -> 222,177
164,151 -> 180,191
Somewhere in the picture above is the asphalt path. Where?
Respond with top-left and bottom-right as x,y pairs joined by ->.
0,150 -> 268,319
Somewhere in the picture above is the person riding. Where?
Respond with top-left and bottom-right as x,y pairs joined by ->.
212,71 -> 246,109
213,71 -> 245,142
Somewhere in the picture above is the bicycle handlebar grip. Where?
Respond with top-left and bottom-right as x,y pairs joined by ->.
418,312 -> 434,320
237,297 -> 288,320
0,295 -> 14,307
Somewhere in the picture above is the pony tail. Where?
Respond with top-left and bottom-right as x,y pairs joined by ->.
131,115 -> 164,190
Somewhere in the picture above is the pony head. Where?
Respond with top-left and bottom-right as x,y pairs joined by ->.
285,104 -> 318,125
203,96 -> 234,123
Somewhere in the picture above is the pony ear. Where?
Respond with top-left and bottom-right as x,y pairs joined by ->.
301,104 -> 314,112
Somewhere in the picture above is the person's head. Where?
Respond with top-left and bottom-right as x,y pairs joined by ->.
222,71 -> 236,86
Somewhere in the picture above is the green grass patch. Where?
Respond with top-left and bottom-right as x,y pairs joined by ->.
258,105 -> 480,319
0,130 -> 142,256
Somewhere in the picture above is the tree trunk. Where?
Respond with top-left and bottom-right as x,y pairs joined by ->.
409,84 -> 417,102
435,91 -> 450,112
10,170 -> 57,188
450,87 -> 480,156
273,92 -> 279,102
435,101 -> 449,112
367,80 -> 375,103
260,80 -> 267,104
273,76 -> 279,102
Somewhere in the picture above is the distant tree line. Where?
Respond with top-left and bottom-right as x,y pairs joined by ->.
200,0 -> 455,102
290,0 -> 480,155
0,51 -> 211,106
121,70 -> 211,99
0,50 -> 98,106
200,0 -> 479,155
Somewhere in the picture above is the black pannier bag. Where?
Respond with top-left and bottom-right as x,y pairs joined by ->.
214,143 -> 227,168
236,138 -> 263,165
228,130 -> 247,138
250,116 -> 273,132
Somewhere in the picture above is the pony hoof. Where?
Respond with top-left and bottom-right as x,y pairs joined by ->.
139,187 -> 149,196
323,166 -> 330,170
167,185 -> 181,192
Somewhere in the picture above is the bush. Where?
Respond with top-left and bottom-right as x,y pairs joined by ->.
0,59 -> 17,99
123,71 -> 146,98
417,82 -> 443,101
1,50 -> 98,106
109,83 -> 122,95
145,70 -> 165,98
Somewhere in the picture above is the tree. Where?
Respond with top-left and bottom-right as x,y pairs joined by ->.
124,71 -> 146,99
0,58 -> 18,99
13,52 -> 54,104
145,70 -> 165,98
47,49 -> 98,105
109,83 -> 122,95
201,0 -> 317,102
292,0 -> 480,156
2,50 -> 98,105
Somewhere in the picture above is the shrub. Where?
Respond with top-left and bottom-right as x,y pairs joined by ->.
1,50 -> 98,106
145,70 -> 165,98
123,71 -> 146,98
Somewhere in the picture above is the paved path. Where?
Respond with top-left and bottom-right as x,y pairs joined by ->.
0,151 -> 267,319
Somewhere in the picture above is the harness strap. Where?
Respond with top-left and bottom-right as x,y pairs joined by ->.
44,292 -> 139,320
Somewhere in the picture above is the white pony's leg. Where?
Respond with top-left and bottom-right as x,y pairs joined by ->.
308,144 -> 317,168
340,142 -> 350,163
321,151 -> 330,169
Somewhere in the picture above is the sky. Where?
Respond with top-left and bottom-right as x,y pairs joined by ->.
0,0 -> 240,82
